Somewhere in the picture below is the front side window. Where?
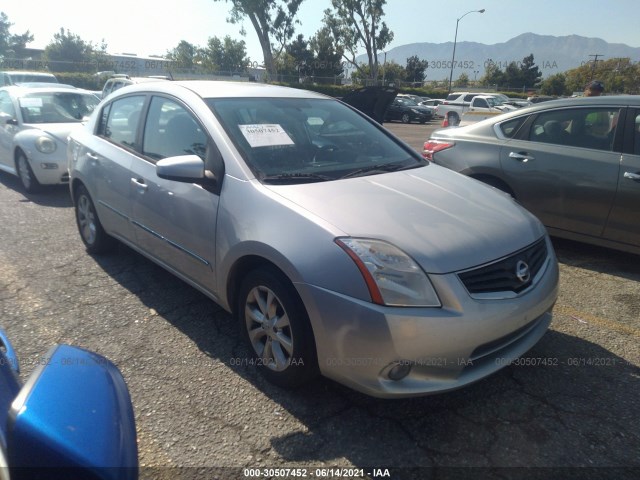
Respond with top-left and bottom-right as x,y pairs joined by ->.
207,97 -> 425,183
98,95 -> 145,149
142,97 -> 207,161
528,107 -> 620,151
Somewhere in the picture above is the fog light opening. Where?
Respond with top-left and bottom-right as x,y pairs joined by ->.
387,361 -> 412,381
40,163 -> 59,170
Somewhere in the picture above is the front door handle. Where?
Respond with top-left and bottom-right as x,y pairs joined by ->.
623,172 -> 640,181
509,151 -> 535,163
131,177 -> 148,193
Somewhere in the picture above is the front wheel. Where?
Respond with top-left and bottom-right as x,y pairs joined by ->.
74,185 -> 116,253
237,268 -> 318,388
401,113 -> 411,124
16,152 -> 41,193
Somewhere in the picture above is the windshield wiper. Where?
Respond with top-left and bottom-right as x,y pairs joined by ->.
340,162 -> 422,179
261,172 -> 334,184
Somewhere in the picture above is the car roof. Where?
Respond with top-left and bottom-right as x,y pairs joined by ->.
112,80 -> 330,100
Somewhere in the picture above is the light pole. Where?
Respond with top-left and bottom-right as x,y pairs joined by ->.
448,8 -> 485,93
382,51 -> 387,86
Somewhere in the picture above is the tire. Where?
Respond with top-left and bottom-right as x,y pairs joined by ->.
237,268 -> 318,388
401,113 -> 411,124
448,112 -> 460,126
16,152 -> 41,193
74,184 -> 116,254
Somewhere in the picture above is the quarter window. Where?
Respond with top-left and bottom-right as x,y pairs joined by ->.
498,117 -> 525,138
142,97 -> 207,161
98,96 -> 145,149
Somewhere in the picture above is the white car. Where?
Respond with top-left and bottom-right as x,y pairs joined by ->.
0,86 -> 99,192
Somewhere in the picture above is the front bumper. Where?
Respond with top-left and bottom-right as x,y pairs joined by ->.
26,152 -> 69,185
296,239 -> 559,398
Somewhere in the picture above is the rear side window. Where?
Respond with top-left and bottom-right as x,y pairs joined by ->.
97,95 -> 145,149
529,108 -> 620,151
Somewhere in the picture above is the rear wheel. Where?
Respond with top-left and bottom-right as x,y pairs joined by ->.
237,268 -> 318,388
16,152 -> 41,193
74,185 -> 116,253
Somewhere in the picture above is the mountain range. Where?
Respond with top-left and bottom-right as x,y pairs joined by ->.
359,33 -> 640,80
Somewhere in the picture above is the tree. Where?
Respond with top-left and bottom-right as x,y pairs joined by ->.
43,28 -> 107,72
539,73 -> 567,96
564,57 -> 640,95
354,60 -> 404,84
309,26 -> 344,83
0,12 -> 34,58
279,34 -> 313,79
481,60 -> 505,87
322,0 -> 393,82
405,55 -> 428,84
212,0 -> 304,78
200,35 -> 248,74
167,40 -> 198,69
520,54 -> 542,88
454,72 -> 469,87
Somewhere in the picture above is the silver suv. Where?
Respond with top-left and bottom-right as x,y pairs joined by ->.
68,81 -> 558,398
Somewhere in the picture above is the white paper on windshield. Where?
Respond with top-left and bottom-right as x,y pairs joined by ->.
239,124 -> 294,148
19,97 -> 43,108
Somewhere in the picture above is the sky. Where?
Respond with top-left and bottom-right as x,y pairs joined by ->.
2,0 -> 640,62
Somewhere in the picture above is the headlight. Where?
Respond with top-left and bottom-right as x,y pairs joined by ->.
336,238 -> 441,307
35,136 -> 57,154
411,109 -> 421,114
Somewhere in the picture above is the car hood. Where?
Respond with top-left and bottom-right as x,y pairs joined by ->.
340,86 -> 398,124
265,166 -> 546,274
23,123 -> 83,145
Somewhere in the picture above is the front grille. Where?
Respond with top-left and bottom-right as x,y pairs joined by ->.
458,238 -> 548,295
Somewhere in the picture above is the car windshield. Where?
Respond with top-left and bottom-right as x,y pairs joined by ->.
207,97 -> 426,183
19,92 -> 99,123
486,97 -> 500,107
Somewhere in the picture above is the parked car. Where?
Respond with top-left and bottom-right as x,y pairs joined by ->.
0,328 -> 138,478
68,81 -> 558,398
101,74 -> 170,99
384,96 -> 433,123
423,95 -> 640,255
0,71 -> 58,87
419,99 -> 444,117
0,85 -> 100,192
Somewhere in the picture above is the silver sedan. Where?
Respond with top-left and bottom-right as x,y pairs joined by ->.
68,81 -> 558,398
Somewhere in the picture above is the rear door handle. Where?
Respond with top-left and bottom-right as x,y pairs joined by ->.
623,172 -> 640,181
509,151 -> 535,163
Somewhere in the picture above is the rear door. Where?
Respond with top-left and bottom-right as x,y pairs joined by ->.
499,105 -> 623,237
81,94 -> 146,242
602,108 -> 640,247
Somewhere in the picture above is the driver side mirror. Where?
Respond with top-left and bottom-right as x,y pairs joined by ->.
0,112 -> 17,125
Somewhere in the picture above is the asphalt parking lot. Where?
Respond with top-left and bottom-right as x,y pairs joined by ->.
0,121 -> 638,480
